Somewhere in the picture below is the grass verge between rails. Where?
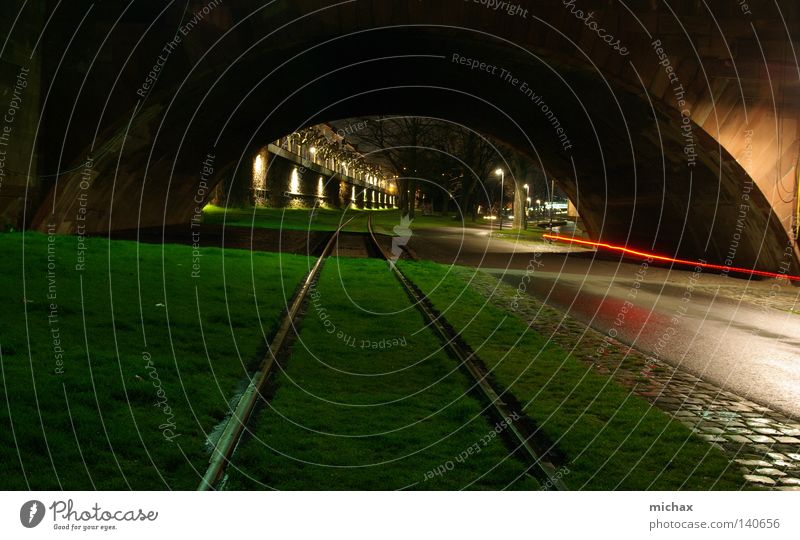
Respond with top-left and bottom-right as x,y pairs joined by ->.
0,233 -> 310,489
225,257 -> 539,490
397,260 -> 747,490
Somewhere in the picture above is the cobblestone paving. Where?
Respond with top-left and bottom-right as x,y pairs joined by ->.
458,268 -> 800,490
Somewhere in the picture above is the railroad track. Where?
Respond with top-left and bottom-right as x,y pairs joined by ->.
366,215 -> 568,491
199,214 -> 566,490
198,218 -> 357,490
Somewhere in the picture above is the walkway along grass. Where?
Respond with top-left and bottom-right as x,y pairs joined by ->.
397,260 -> 748,490
0,233 -> 310,489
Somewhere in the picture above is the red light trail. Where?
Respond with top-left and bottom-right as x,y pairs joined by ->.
543,234 -> 800,282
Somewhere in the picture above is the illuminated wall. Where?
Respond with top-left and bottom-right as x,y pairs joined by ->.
251,147 -> 268,206
247,149 -> 392,210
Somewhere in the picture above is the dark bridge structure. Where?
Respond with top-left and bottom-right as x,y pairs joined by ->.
1,0 -> 798,273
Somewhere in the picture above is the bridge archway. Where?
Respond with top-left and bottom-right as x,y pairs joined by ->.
30,1 -> 799,273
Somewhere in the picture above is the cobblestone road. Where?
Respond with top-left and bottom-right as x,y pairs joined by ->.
460,268 -> 800,490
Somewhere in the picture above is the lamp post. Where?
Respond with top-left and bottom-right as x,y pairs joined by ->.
523,183 -> 529,229
495,168 -> 504,230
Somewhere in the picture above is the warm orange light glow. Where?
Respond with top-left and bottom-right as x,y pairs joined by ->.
252,153 -> 266,190
289,167 -> 300,194
543,234 -> 800,282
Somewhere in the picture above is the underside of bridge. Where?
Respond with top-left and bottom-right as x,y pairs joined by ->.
2,0 -> 798,273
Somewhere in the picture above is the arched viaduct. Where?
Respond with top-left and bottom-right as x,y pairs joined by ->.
1,0 -> 798,273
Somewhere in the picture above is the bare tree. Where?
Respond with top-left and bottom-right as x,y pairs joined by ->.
440,128 -> 498,221
334,117 -> 544,225
340,116 -> 440,218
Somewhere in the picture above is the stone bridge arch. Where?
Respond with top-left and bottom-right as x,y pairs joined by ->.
18,0 -> 798,273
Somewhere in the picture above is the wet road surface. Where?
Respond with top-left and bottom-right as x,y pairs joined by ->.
407,226 -> 800,418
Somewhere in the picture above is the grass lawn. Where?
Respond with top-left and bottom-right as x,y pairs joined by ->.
202,205 -> 371,233
1,230 -> 743,490
225,257 -> 539,490
0,232 -> 310,489
397,260 -> 748,490
203,205 -> 498,236
488,228 -> 548,243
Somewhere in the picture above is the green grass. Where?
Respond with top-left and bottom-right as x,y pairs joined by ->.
203,205 -> 372,233
1,230 -> 746,490
488,228 -> 548,243
397,261 -> 748,490
225,257 -> 539,490
0,232 -> 310,489
203,205 -> 495,236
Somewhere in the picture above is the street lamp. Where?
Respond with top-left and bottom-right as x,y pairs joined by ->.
495,168 -> 504,230
523,183 -> 530,229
